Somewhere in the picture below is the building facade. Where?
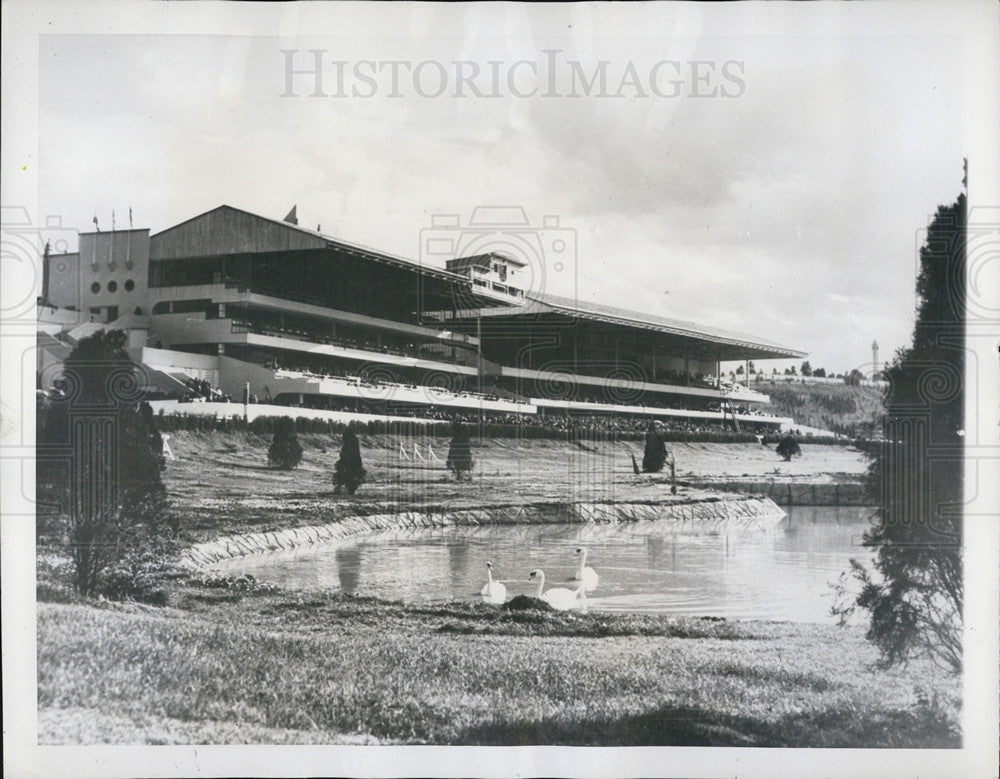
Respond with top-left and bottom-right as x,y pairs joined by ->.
38,205 -> 804,428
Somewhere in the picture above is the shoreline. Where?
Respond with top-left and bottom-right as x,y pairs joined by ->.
695,480 -> 867,505
180,495 -> 787,569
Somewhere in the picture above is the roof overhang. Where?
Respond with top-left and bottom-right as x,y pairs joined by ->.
449,293 -> 806,361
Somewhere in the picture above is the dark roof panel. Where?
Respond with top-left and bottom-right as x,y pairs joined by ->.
150,205 -> 470,286
518,292 -> 806,359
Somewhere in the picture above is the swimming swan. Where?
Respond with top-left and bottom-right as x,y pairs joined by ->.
481,562 -> 507,604
530,569 -> 583,611
573,547 -> 599,592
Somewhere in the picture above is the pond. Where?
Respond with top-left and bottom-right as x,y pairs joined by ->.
211,505 -> 875,623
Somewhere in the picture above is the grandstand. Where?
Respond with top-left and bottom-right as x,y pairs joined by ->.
37,204 -> 805,431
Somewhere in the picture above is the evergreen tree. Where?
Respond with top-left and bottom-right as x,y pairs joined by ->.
333,428 -> 366,495
446,423 -> 474,481
840,191 -> 965,673
268,416 -> 303,469
641,422 -> 667,473
36,329 -> 169,596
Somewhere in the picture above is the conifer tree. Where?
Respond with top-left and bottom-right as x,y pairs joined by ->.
841,191 -> 966,673
268,416 -> 302,469
333,427 -> 366,495
446,422 -> 474,481
36,329 -> 169,596
641,422 -> 667,473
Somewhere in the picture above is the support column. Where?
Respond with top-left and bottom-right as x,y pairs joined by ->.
477,312 -> 484,427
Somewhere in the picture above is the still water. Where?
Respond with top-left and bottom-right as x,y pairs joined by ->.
212,506 -> 875,623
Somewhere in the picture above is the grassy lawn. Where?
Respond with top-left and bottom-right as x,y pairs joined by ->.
37,584 -> 960,747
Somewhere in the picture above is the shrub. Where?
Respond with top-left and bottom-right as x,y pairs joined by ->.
333,428 -> 366,495
446,423 -> 474,480
641,423 -> 667,473
775,435 -> 801,461
267,417 -> 303,469
36,330 -> 172,597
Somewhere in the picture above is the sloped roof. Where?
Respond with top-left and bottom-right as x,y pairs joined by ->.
524,291 -> 806,358
150,205 -> 465,284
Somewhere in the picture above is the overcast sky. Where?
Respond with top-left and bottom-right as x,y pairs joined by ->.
36,3 -> 972,374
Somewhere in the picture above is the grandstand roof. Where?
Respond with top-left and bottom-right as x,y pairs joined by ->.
150,205 -> 469,286
531,292 -> 805,359
458,292 -> 805,361
146,205 -> 804,361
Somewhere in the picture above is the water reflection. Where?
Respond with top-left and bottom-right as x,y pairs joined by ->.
335,546 -> 360,594
214,506 -> 873,623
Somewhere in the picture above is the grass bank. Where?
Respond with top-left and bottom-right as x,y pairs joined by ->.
37,582 -> 959,747
161,431 -> 867,545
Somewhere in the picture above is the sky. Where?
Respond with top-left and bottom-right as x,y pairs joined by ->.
35,3 -> 972,375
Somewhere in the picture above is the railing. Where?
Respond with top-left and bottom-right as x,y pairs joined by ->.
271,367 -> 527,405
232,322 -> 465,364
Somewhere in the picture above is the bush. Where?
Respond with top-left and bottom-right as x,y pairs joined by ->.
641,423 -> 667,473
36,330 -> 172,597
333,428 -> 366,494
775,435 -> 802,461
446,423 -> 474,480
267,417 -> 303,469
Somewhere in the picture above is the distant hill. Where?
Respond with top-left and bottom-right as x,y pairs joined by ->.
759,380 -> 886,436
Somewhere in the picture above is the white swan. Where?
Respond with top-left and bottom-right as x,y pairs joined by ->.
480,562 -> 507,605
573,547 -> 599,592
530,569 -> 583,611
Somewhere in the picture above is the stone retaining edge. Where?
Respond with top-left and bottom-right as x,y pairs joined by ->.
179,497 -> 785,570
695,481 -> 866,506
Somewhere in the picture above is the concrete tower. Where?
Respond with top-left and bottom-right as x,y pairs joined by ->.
871,339 -> 879,377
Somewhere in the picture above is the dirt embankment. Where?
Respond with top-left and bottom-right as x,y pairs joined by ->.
163,431 -> 867,544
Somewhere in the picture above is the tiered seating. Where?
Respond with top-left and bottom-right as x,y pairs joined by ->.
250,323 -> 463,364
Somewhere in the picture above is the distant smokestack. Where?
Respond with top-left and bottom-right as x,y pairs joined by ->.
871,340 -> 879,377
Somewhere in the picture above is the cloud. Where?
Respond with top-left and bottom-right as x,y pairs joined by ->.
36,26 -> 966,373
